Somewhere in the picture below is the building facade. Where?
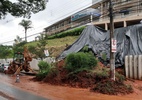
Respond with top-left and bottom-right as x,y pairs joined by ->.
44,0 -> 142,35
92,0 -> 142,30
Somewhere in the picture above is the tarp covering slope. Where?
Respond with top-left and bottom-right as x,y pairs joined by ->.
57,24 -> 142,66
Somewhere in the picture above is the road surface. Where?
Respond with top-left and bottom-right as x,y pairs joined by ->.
0,73 -> 48,100
0,73 -> 142,100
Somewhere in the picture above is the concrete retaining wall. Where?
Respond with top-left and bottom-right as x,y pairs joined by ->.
0,57 -> 56,70
125,55 -> 142,80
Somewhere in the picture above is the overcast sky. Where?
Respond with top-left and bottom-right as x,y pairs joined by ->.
0,0 -> 92,45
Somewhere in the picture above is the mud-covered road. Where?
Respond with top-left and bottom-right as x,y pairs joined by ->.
0,73 -> 142,100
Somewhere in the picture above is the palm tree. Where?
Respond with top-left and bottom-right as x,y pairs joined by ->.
19,19 -> 32,42
14,35 -> 22,45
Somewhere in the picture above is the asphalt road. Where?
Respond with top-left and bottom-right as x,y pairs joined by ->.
0,96 -> 8,100
0,74 -> 49,100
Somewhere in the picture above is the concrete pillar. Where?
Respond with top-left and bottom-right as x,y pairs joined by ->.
134,55 -> 138,79
129,55 -> 133,78
90,14 -> 93,23
125,56 -> 129,78
100,3 -> 103,21
137,0 -> 139,16
30,59 -> 39,70
123,21 -> 126,27
138,55 -> 142,80
105,23 -> 108,30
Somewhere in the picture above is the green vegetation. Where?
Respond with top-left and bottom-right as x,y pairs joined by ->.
33,51 -> 133,95
91,68 -> 133,95
0,0 -> 46,19
0,45 -> 13,59
65,52 -> 98,74
93,68 -> 109,81
36,61 -> 52,80
27,36 -> 78,57
101,52 -> 107,61
47,36 -> 78,47
47,26 -> 85,39
1,26 -> 83,59
19,19 -> 32,42
28,39 -> 47,59
13,41 -> 27,53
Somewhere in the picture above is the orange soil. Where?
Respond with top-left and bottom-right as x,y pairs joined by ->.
1,74 -> 142,100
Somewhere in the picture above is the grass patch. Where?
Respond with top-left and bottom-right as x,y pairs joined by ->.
26,36 -> 78,57
27,36 -> 78,47
47,36 -> 78,47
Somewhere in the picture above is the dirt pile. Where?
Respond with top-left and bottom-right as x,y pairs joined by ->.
32,65 -> 133,95
91,79 -> 133,95
43,69 -> 96,88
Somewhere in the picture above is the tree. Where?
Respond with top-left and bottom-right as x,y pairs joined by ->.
14,35 -> 22,45
28,39 -> 47,60
13,41 -> 27,53
0,45 -> 13,59
0,0 -> 47,19
19,19 -> 32,42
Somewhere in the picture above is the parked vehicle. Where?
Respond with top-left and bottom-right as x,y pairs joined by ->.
2,63 -> 9,72
0,63 -> 4,72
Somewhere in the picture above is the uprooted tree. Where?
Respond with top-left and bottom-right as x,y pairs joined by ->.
0,0 -> 47,19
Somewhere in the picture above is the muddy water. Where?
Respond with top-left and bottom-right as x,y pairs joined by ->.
0,73 -> 142,100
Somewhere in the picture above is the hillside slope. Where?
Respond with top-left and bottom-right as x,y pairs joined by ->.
47,36 -> 78,57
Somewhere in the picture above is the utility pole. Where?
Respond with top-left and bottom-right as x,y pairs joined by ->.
109,0 -> 115,81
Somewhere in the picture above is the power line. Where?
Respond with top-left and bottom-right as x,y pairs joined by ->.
2,19 -> 15,25
46,1 -> 92,26
5,12 -> 109,45
51,0 -> 88,15
1,0 -> 87,25
1,1 -> 141,45
0,0 -> 88,36
0,1 -> 92,45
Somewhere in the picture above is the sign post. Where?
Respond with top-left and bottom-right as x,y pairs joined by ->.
111,39 -> 117,52
44,50 -> 49,57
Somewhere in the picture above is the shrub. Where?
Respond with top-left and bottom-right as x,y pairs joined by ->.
92,79 -> 133,95
36,71 -> 49,81
36,61 -> 52,80
38,61 -> 51,73
81,46 -> 89,52
93,68 -> 126,83
48,26 -> 85,39
115,72 -> 126,83
65,52 -> 97,74
94,68 -> 109,82
91,69 -> 133,95
101,52 -> 107,61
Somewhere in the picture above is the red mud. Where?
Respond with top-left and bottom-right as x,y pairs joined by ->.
0,74 -> 142,100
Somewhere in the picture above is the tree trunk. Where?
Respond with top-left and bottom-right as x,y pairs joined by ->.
25,29 -> 27,42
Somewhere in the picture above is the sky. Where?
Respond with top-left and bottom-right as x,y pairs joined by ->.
0,0 -> 92,45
